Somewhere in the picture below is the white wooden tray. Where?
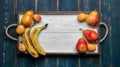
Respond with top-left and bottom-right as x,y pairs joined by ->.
6,11 -> 109,55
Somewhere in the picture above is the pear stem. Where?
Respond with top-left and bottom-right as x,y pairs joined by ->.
79,28 -> 83,31
95,9 -> 97,11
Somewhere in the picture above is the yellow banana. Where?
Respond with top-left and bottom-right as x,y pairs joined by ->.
23,27 -> 39,58
31,24 -> 48,56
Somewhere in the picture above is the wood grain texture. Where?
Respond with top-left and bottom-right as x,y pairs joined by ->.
0,0 -> 18,67
37,0 -> 58,67
1,0 -> 120,67
101,0 -> 112,67
58,56 -> 79,67
80,56 -> 100,67
109,1 -> 120,67
15,0 -> 38,67
59,0 -> 78,11
56,1 -> 79,67
16,0 -> 35,12
38,0 -> 57,11
79,0 -> 100,66
46,56 -> 58,67
101,0 -> 120,67
79,0 -> 99,11
0,0 -> 4,66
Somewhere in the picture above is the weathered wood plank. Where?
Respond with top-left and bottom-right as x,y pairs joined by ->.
109,1 -> 120,67
1,0 -> 120,67
79,0 -> 99,11
80,56 -> 100,67
16,0 -> 35,12
0,0 -> 4,66
59,0 -> 78,11
57,0 -> 79,67
0,0 -> 18,67
58,56 -> 79,67
46,56 -> 58,67
111,11 -> 120,67
78,0 -> 100,67
37,56 -> 47,67
16,0 -> 37,67
16,55 -> 26,67
37,0 -> 58,67
24,56 -> 38,67
101,0 -> 112,67
38,0 -> 57,11
101,0 -> 120,67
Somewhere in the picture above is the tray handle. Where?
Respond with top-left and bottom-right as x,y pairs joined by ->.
99,22 -> 108,43
5,24 -> 18,41
6,22 -> 108,43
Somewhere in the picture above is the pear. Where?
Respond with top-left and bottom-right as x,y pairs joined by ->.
21,10 -> 34,27
83,29 -> 98,42
76,38 -> 88,53
86,10 -> 99,25
25,10 -> 33,16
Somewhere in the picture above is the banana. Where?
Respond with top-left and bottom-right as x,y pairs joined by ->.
23,27 -> 39,58
31,24 -> 48,56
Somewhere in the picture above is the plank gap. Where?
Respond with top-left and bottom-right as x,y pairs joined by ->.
57,0 -> 59,11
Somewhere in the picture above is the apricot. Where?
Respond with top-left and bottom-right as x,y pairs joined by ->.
16,24 -> 25,34
87,44 -> 96,52
33,14 -> 42,22
18,43 -> 26,53
77,13 -> 87,22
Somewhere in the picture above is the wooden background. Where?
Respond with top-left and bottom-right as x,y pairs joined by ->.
0,0 -> 120,67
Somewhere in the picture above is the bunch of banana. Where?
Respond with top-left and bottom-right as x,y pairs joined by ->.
23,27 -> 39,58
23,24 -> 48,58
30,24 -> 48,56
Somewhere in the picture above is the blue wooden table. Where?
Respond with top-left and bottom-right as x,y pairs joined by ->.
0,0 -> 120,67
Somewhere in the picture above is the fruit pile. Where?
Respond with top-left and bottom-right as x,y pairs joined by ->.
16,10 -> 99,57
76,10 -> 99,53
16,10 -> 48,58
77,10 -> 98,25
